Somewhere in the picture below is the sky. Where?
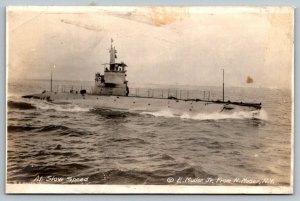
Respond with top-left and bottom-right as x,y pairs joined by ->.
7,6 -> 294,89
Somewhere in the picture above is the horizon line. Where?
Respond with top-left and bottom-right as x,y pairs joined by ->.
7,78 -> 289,90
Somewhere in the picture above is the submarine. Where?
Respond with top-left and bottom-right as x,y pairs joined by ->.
22,39 -> 261,117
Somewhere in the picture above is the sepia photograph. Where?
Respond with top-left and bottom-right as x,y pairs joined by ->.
6,6 -> 294,194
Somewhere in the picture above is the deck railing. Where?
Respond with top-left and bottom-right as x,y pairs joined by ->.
53,84 -> 217,101
128,88 -> 215,101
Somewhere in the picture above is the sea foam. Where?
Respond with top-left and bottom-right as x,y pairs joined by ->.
142,109 -> 268,121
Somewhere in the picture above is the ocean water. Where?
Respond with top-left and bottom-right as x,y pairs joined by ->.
7,80 -> 292,185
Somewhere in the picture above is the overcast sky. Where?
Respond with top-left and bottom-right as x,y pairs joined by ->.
7,6 -> 293,89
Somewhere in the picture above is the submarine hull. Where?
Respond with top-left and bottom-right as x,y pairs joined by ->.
22,92 -> 261,116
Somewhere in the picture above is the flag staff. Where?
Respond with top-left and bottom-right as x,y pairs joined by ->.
50,64 -> 55,92
222,69 -> 224,102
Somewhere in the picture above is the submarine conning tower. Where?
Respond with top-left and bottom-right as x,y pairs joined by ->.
93,39 -> 129,96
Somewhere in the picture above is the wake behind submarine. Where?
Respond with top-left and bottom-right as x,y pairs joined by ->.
22,39 -> 261,116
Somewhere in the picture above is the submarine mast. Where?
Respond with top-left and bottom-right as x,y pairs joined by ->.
50,64 -> 55,92
222,69 -> 224,102
109,38 -> 117,69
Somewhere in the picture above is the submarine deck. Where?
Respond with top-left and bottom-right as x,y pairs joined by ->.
22,91 -> 261,115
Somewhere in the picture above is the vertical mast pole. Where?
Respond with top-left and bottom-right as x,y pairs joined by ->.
50,64 -> 55,92
222,69 -> 224,102
50,66 -> 53,92
110,38 -> 115,64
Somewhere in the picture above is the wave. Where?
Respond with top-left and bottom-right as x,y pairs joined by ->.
38,125 -> 70,132
8,125 -> 39,132
9,99 -> 89,112
141,110 -> 178,118
90,108 -> 140,119
107,137 -> 149,145
142,109 -> 268,121
87,166 -> 215,185
8,101 -> 36,110
160,154 -> 176,161
59,129 -> 93,137
181,110 -> 268,121
34,150 -> 80,158
34,102 -> 90,112
19,163 -> 91,175
8,124 -> 72,133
